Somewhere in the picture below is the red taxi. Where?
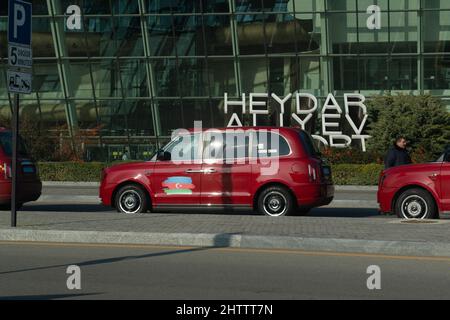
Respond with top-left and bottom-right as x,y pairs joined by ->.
378,146 -> 450,219
0,128 -> 42,209
100,127 -> 334,216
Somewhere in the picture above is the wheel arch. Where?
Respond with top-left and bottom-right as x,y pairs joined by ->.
253,181 -> 297,210
111,180 -> 152,209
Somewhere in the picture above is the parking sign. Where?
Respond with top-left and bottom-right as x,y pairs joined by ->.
7,69 -> 32,94
8,0 -> 32,93
8,0 -> 32,46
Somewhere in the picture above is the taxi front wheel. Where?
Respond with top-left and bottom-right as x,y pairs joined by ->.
394,188 -> 437,220
115,185 -> 148,215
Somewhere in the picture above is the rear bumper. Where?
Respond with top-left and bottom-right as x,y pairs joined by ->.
0,179 -> 42,204
294,183 -> 335,208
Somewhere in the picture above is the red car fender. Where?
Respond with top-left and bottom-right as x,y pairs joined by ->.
112,175 -> 155,205
392,180 -> 443,212
252,178 -> 294,196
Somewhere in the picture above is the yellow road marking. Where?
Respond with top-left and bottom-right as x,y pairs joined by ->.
0,240 -> 449,263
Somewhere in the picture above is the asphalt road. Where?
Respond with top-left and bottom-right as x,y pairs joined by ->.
0,242 -> 449,300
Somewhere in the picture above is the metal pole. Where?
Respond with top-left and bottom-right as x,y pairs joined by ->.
11,93 -> 19,227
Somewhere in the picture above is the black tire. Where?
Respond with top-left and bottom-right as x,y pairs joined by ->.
257,186 -> 295,217
115,184 -> 148,215
394,188 -> 437,219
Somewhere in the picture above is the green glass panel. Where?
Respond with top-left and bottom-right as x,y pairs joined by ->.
424,56 -> 450,90
33,60 -> 64,99
207,58 -> 237,96
423,10 -> 450,53
89,59 -> 123,98
147,0 -> 229,13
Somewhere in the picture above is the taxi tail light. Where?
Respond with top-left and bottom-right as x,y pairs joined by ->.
2,163 -> 11,179
308,164 -> 317,182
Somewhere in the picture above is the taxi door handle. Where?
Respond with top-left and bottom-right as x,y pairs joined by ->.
185,169 -> 217,174
185,169 -> 204,173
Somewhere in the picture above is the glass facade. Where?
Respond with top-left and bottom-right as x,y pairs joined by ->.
1,0 -> 449,161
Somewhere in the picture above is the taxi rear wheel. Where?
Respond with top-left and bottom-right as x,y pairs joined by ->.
115,185 -> 148,215
257,186 -> 295,217
394,188 -> 437,220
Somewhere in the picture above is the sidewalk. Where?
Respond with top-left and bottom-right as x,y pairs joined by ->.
0,210 -> 449,257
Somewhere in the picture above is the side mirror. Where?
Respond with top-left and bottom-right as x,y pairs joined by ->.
157,150 -> 171,161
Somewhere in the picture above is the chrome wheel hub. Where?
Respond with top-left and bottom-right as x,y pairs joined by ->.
401,195 -> 428,219
119,190 -> 142,214
263,192 -> 287,217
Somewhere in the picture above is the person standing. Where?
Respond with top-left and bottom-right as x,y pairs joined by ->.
122,148 -> 130,161
384,136 -> 412,169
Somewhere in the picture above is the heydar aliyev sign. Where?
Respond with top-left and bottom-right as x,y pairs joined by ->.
224,92 -> 371,152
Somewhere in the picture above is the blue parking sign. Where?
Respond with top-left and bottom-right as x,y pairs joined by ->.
8,0 -> 32,46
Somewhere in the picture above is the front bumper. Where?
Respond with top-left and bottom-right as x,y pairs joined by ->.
99,182 -> 114,206
377,187 -> 397,213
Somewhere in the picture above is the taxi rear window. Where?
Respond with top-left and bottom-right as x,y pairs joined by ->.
0,132 -> 29,157
298,131 -> 320,158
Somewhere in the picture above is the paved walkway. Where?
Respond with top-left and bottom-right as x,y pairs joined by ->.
0,210 -> 449,243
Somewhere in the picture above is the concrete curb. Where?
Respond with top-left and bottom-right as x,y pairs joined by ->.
0,228 -> 448,257
41,182 -> 378,191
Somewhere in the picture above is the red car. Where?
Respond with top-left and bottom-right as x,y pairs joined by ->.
100,127 -> 334,216
0,128 -> 42,209
378,146 -> 450,219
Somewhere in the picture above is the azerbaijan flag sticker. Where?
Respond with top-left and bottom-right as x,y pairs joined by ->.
162,176 -> 195,195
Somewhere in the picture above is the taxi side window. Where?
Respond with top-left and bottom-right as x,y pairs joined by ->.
203,133 -> 224,160
252,132 -> 290,158
203,132 -> 250,160
224,132 -> 249,159
164,134 -> 200,161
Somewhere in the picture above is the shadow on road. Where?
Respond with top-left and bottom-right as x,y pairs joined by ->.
20,204 -> 111,213
0,233 -> 241,276
15,203 -> 385,218
309,207 -> 384,218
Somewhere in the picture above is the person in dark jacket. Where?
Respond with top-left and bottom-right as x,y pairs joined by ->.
384,136 -> 412,169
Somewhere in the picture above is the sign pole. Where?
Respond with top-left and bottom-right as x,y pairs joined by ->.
8,0 -> 32,227
11,93 -> 19,227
